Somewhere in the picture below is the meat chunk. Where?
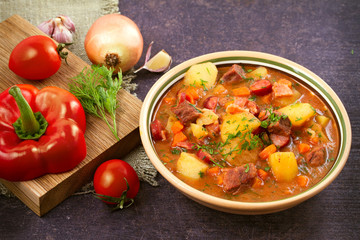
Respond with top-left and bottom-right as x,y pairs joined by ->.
222,163 -> 257,192
246,101 -> 259,116
203,96 -> 218,111
205,121 -> 220,138
220,64 -> 246,84
175,141 -> 195,150
270,134 -> 290,148
272,82 -> 293,97
268,115 -> 292,136
150,119 -> 167,141
306,146 -> 325,166
196,149 -> 214,164
250,80 -> 272,96
258,109 -> 270,121
172,101 -> 201,125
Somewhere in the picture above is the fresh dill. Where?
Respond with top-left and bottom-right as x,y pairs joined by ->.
69,65 -> 122,140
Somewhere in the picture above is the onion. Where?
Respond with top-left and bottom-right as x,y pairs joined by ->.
84,14 -> 143,73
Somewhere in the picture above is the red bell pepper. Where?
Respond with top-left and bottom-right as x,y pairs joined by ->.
0,84 -> 87,181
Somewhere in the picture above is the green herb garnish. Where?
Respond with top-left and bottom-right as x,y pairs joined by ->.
69,65 -> 122,140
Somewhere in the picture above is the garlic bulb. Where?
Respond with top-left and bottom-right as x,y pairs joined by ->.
38,15 -> 75,43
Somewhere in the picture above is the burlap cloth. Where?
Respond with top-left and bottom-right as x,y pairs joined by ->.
0,0 -> 158,197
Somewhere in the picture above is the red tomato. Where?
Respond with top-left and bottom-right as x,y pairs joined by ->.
9,35 -> 64,80
94,159 -> 140,208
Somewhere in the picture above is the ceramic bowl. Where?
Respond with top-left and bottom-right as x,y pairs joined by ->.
139,51 -> 351,214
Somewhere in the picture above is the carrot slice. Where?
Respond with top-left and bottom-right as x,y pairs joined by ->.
252,177 -> 263,188
207,167 -> 220,176
296,175 -> 309,187
217,175 -> 224,185
213,84 -> 227,95
298,143 -> 310,154
232,87 -> 251,97
172,132 -> 187,147
185,86 -> 199,104
257,169 -> 269,181
171,121 -> 184,134
261,93 -> 272,104
163,97 -> 176,105
259,144 -> 277,160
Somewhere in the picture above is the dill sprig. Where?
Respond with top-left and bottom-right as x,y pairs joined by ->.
69,65 -> 122,141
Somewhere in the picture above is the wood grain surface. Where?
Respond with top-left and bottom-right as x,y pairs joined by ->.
0,15 -> 142,216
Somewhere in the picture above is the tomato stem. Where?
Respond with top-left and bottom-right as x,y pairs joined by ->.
56,43 -> 72,65
93,178 -> 134,210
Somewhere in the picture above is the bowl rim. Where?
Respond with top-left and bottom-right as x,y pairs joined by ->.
139,50 -> 352,212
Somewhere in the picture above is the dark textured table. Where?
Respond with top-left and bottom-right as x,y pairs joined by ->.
1,0 -> 359,239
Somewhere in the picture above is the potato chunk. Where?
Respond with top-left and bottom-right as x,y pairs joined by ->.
268,152 -> 298,182
190,123 -> 208,139
165,115 -> 177,133
196,108 -> 219,126
272,89 -> 301,107
315,115 -> 330,127
220,112 -> 261,142
177,152 -> 209,179
246,67 -> 268,80
183,62 -> 218,89
278,103 -> 316,127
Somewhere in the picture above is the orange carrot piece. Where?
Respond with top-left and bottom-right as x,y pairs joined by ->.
171,121 -> 184,134
172,132 -> 187,147
296,175 -> 309,187
185,87 -> 199,104
259,144 -> 277,160
213,84 -> 227,95
252,177 -> 263,189
261,93 -> 272,104
164,97 -> 176,105
232,87 -> 251,97
257,169 -> 269,181
217,175 -> 224,185
207,167 -> 220,176
277,79 -> 292,89
298,143 -> 311,154
310,135 -> 319,144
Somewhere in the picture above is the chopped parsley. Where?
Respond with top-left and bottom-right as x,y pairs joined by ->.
245,163 -> 250,173
248,95 -> 257,101
171,149 -> 181,155
189,103 -> 202,113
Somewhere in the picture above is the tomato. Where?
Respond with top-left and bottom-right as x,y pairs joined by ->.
9,35 -> 66,80
93,159 -> 140,209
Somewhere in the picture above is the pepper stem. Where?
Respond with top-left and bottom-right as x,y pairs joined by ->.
9,86 -> 48,140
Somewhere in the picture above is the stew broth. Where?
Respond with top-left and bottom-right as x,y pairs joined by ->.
151,63 -> 339,202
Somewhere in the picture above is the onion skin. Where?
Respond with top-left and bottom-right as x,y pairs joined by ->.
84,14 -> 143,73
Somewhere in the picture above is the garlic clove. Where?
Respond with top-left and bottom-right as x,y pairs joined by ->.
58,15 -> 75,33
134,42 -> 172,73
38,15 -> 75,43
52,23 -> 73,43
38,19 -> 55,37
143,50 -> 172,72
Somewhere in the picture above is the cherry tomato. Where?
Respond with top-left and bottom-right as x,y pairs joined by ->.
94,159 -> 140,208
9,35 -> 66,80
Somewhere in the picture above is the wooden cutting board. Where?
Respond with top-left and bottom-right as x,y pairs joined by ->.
0,15 -> 143,216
